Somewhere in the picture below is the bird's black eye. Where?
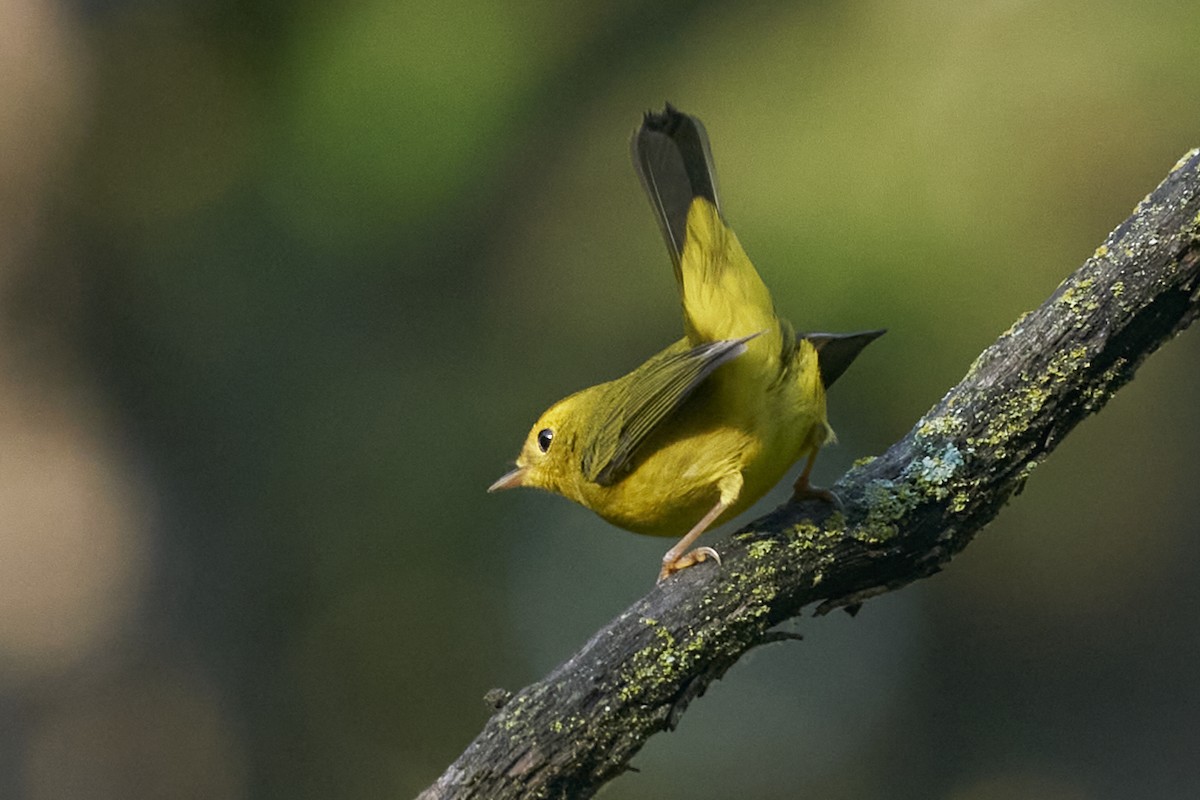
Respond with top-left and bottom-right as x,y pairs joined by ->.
536,428 -> 554,452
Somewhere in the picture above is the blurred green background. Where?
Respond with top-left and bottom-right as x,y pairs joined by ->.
3,1 -> 1199,798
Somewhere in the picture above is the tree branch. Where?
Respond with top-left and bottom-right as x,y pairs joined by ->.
421,150 -> 1200,799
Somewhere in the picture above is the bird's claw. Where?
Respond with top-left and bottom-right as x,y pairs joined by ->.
658,546 -> 721,582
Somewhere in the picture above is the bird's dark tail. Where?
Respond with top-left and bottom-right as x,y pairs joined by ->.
631,104 -> 721,273
803,330 -> 887,388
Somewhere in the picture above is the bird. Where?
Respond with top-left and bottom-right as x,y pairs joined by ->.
489,104 -> 883,582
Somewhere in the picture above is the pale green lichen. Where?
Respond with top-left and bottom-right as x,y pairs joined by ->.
1082,358 -> 1128,413
1055,276 -> 1101,322
968,345 -> 1091,457
1094,243 -> 1110,259
968,383 -> 1047,453
1003,311 -> 1032,337
917,413 -> 966,440
1132,191 -> 1154,215
747,539 -> 775,559
501,693 -> 531,731
786,520 -> 823,548
855,479 -> 921,543
1110,279 -> 1133,313
617,568 -> 782,705
618,625 -> 689,703
746,581 -> 778,607
889,441 -> 968,504
823,512 -> 846,538
914,443 -> 964,486
1047,346 -> 1090,379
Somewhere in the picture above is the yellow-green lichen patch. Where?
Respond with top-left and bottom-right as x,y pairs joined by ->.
786,520 -> 824,548
1000,311 -> 1032,340
729,556 -> 779,587
745,581 -> 778,608
617,624 -> 689,704
1132,191 -> 1154,215
1046,346 -> 1090,379
747,539 -> 776,559
1081,357 -> 1128,414
949,491 -> 970,513
969,344 -> 1089,457
840,458 -> 879,488
724,558 -> 782,617
1094,244 -> 1110,259
968,382 -> 1047,455
619,551 -> 796,705
917,412 -> 966,440
1187,209 -> 1200,244
855,479 -> 920,544
1055,276 -> 1101,323
823,512 -> 846,538
616,603 -> 766,709
1110,279 -> 1134,313
500,693 -> 532,731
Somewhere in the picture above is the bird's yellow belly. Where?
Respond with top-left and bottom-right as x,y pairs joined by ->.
578,407 -> 822,538
583,435 -> 743,537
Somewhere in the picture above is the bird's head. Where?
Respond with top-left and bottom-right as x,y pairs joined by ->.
488,389 -> 593,499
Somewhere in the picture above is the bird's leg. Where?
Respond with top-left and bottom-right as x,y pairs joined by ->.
659,473 -> 742,582
658,499 -> 727,582
791,448 -> 838,505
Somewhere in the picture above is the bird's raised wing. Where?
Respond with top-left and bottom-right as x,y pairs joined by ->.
582,333 -> 758,486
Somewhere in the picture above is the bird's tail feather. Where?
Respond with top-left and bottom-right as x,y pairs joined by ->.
632,103 -> 721,276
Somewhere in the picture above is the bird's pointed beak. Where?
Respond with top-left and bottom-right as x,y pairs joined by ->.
488,466 -> 527,493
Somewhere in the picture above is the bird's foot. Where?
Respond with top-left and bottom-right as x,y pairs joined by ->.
658,546 -> 721,582
791,477 -> 842,508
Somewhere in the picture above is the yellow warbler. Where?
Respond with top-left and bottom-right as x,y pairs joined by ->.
490,105 -> 882,581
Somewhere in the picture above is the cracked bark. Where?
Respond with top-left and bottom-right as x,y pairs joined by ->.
420,149 -> 1200,800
